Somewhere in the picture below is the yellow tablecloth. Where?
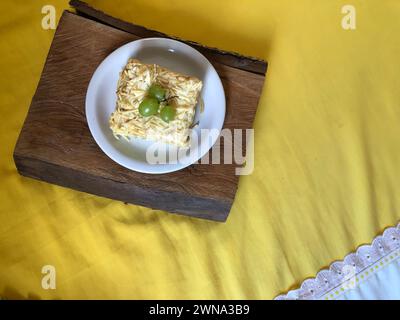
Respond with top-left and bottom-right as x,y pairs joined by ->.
1,0 -> 399,299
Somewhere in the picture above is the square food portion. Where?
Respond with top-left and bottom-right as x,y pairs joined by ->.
109,59 -> 203,147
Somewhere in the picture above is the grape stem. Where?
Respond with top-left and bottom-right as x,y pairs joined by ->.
161,95 -> 179,103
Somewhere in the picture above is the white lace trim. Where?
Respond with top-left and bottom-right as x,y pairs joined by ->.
275,222 -> 400,300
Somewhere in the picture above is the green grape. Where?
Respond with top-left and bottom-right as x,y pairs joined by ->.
160,105 -> 176,123
138,97 -> 159,116
148,84 -> 166,101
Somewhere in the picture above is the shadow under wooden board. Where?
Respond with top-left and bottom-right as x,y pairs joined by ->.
13,3 -> 267,222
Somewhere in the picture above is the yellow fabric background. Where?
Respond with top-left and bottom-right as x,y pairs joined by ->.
1,0 -> 399,299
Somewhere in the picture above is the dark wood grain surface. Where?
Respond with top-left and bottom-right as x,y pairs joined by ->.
69,0 -> 267,75
14,11 -> 266,221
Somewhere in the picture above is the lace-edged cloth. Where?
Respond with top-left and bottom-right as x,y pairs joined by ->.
275,222 -> 400,300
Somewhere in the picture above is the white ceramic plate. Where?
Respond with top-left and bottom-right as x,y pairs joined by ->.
86,38 -> 225,174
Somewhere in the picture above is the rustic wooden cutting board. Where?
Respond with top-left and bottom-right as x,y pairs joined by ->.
13,1 -> 267,222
